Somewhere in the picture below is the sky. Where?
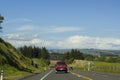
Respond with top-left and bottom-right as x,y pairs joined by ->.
0,0 -> 120,50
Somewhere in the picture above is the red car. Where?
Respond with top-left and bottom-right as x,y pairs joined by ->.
55,61 -> 68,73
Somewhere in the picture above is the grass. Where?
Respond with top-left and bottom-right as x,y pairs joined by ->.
92,61 -> 120,73
70,60 -> 120,74
0,58 -> 50,80
32,58 -> 49,72
0,64 -> 29,79
0,38 -> 50,79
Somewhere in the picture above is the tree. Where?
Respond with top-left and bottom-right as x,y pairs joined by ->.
19,46 -> 42,58
105,57 -> 116,63
70,49 -> 84,60
116,56 -> 120,63
63,49 -> 84,62
97,56 -> 106,61
63,52 -> 71,60
85,55 -> 95,61
41,47 -> 50,59
0,15 -> 4,32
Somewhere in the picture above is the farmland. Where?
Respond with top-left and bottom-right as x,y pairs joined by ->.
70,60 -> 120,74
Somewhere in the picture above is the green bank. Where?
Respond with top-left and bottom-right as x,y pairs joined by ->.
0,38 -> 49,79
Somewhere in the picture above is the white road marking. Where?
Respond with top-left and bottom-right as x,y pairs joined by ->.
40,70 -> 53,80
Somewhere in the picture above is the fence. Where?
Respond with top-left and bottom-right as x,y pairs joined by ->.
71,60 -> 120,73
92,65 -> 120,73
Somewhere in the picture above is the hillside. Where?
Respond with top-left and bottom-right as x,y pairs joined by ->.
0,38 -> 45,79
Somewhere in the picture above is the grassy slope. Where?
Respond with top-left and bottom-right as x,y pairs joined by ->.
0,38 -> 31,70
0,38 -> 46,79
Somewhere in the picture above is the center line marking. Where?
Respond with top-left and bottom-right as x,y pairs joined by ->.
70,71 -> 93,80
40,70 -> 53,80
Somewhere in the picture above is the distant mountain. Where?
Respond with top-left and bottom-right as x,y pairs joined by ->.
48,49 -> 120,56
80,49 -> 120,56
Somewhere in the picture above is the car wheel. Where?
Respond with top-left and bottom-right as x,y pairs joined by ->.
55,71 -> 58,74
65,71 -> 68,73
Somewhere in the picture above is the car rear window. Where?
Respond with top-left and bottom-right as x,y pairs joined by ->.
57,62 -> 66,65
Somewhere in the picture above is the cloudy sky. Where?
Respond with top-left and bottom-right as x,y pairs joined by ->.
0,0 -> 120,50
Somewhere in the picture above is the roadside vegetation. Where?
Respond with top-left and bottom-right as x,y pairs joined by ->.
0,38 -> 50,79
0,35 -> 120,80
92,61 -> 120,73
51,49 -> 120,74
70,60 -> 120,74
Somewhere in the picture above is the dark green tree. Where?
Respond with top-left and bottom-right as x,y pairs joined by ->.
85,55 -> 95,61
63,52 -> 71,60
105,56 -> 116,63
41,47 -> 50,59
97,56 -> 106,62
70,49 -> 84,60
116,56 -> 120,63
0,15 -> 4,32
63,49 -> 84,62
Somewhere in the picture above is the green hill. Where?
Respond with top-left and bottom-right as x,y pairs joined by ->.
0,38 -> 45,79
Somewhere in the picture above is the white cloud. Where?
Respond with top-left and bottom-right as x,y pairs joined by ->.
33,34 -> 39,38
5,38 -> 53,48
15,25 -> 82,33
21,18 -> 32,22
6,18 -> 32,24
56,36 -> 120,50
2,34 -> 120,50
2,33 -> 39,40
17,25 -> 34,31
47,26 -> 81,33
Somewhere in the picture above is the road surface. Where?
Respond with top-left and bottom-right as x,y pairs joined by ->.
20,69 -> 120,80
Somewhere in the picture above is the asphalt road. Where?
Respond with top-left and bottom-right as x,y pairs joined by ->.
20,69 -> 120,80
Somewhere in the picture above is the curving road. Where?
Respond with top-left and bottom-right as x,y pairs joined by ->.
20,69 -> 120,80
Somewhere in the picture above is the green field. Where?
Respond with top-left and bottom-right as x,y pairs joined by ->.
70,60 -> 120,74
92,61 -> 120,73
